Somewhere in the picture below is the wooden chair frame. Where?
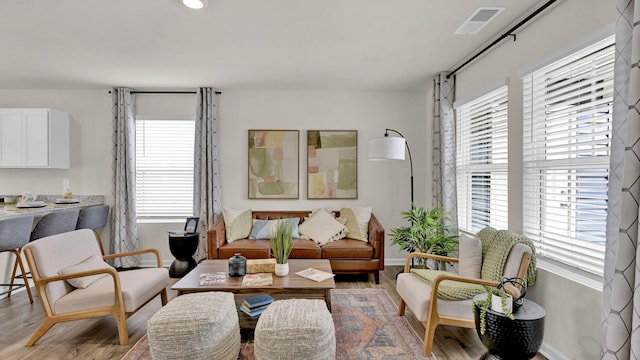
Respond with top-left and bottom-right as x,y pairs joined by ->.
23,248 -> 168,346
397,251 -> 531,356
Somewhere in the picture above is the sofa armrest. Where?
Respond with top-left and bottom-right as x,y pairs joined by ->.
368,213 -> 385,269
207,217 -> 226,259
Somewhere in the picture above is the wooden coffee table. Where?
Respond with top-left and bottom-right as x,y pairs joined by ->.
171,259 -> 336,329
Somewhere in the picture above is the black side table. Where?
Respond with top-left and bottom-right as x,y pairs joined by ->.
168,233 -> 199,278
472,293 -> 546,360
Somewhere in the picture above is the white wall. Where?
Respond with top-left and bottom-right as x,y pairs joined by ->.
0,89 -> 427,280
452,0 -> 614,358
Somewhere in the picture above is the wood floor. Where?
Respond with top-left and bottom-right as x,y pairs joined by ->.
0,266 -> 546,360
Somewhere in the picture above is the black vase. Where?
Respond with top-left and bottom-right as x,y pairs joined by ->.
228,253 -> 246,276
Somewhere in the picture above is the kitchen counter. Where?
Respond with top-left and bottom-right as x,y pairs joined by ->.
0,195 -> 104,219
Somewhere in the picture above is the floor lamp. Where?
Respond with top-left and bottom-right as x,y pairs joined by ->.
369,128 -> 415,276
368,128 -> 414,207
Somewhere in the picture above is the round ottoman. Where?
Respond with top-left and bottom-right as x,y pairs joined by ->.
254,299 -> 336,360
147,292 -> 240,360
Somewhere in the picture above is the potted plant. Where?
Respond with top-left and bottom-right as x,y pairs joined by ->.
473,277 -> 527,335
270,221 -> 293,276
389,205 -> 458,269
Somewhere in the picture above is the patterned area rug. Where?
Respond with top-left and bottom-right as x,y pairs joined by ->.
121,289 -> 435,360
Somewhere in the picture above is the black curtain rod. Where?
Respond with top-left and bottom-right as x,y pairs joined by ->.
107,90 -> 222,94
446,0 -> 558,79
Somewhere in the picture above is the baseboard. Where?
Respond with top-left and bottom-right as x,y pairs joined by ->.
140,259 -> 173,268
539,342 -> 570,360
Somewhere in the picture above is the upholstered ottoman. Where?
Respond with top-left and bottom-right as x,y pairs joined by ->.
254,299 -> 336,360
147,292 -> 240,360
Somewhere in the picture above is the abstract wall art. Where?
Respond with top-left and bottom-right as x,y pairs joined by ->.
248,130 -> 299,199
307,130 -> 357,199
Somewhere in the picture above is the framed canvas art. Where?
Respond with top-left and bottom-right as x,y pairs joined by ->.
248,130 -> 299,199
307,130 -> 357,199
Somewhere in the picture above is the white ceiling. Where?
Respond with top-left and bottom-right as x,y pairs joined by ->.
0,0 -> 545,91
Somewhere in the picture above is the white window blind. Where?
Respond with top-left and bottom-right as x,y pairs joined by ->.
135,118 -> 195,219
522,36 -> 614,276
456,86 -> 509,233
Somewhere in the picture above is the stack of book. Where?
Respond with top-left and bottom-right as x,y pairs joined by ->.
240,293 -> 274,318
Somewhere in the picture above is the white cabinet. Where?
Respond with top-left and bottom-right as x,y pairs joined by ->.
0,108 -> 70,169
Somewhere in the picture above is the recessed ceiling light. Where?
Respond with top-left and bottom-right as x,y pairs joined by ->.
182,0 -> 207,10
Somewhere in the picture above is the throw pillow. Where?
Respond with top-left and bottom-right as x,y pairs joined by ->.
458,234 -> 482,278
223,207 -> 253,242
58,255 -> 114,289
249,218 -> 301,239
340,205 -> 372,241
298,209 -> 349,245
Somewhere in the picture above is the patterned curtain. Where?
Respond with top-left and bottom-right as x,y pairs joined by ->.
432,72 -> 458,229
602,1 -> 640,359
193,88 -> 223,262
111,88 -> 139,268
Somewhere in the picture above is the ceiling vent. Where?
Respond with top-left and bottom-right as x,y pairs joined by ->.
454,7 -> 505,35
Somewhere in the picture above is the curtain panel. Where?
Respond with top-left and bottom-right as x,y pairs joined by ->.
602,1 -> 640,359
193,88 -> 223,262
432,73 -> 458,229
111,88 -> 140,268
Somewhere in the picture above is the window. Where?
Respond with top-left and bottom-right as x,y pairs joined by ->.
456,86 -> 509,233
135,117 -> 195,219
522,36 -> 614,276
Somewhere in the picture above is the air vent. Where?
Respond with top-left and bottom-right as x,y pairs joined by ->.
454,7 -> 504,35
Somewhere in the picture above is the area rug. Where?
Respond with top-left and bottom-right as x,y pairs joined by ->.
121,289 -> 435,360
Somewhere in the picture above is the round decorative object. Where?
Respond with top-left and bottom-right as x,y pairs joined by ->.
274,262 -> 289,276
228,253 -> 247,277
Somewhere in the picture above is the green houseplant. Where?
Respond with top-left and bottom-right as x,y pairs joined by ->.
473,287 -> 515,335
270,221 -> 293,276
390,205 -> 458,268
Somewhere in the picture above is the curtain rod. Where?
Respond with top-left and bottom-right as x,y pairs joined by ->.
108,90 -> 222,94
446,0 -> 558,79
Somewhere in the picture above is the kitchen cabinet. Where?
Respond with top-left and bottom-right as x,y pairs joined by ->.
0,108 -> 70,168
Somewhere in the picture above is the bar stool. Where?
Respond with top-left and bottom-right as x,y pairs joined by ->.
30,209 -> 80,241
0,215 -> 35,303
76,205 -> 109,255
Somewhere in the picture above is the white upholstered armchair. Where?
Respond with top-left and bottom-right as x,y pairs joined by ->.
23,229 -> 169,346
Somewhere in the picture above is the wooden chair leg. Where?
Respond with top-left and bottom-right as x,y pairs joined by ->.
398,298 -> 406,315
8,250 -> 20,298
115,311 -> 129,346
422,316 -> 440,356
160,289 -> 168,306
26,318 -> 56,346
14,249 -> 33,303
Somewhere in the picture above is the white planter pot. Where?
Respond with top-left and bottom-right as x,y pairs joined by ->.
274,263 -> 289,277
491,294 -> 513,314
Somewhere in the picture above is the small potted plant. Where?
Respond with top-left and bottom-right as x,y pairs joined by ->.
473,277 -> 527,335
270,221 -> 293,276
389,205 -> 458,269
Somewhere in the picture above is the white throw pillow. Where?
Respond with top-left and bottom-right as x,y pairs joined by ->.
299,209 -> 348,245
223,207 -> 253,242
340,205 -> 372,241
58,255 -> 114,289
458,234 -> 482,278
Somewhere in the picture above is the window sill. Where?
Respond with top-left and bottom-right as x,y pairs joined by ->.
536,258 -> 602,292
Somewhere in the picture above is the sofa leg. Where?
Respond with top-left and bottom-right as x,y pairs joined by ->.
373,271 -> 380,284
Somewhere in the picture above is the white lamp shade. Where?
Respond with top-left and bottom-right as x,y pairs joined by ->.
368,137 -> 406,161
183,0 -> 207,9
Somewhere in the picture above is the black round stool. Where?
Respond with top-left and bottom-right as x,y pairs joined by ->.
473,293 -> 546,360
168,233 -> 199,278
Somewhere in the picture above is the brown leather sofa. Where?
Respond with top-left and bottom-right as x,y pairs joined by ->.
207,210 -> 385,283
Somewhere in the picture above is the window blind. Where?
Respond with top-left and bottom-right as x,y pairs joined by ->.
456,86 -> 509,233
135,118 -> 195,219
522,36 -> 614,276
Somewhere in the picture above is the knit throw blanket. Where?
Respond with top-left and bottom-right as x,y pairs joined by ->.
410,227 -> 537,301
410,268 -> 487,300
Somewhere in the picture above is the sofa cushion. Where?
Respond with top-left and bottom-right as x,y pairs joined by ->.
219,239 -> 271,259
321,239 -> 373,259
223,207 -> 253,242
299,209 -> 348,245
249,218 -> 300,239
58,254 -> 114,289
458,234 -> 482,278
54,267 -> 168,314
290,239 -> 321,259
340,206 -> 371,241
